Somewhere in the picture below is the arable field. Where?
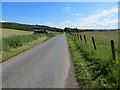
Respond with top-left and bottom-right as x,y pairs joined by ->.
2,28 -> 33,37
67,31 -> 119,88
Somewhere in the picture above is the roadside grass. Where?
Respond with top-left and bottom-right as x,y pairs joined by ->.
3,34 -> 44,52
2,28 -> 33,37
67,34 -> 119,88
2,33 -> 57,62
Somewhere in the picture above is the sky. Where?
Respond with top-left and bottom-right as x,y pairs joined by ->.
1,2 -> 118,29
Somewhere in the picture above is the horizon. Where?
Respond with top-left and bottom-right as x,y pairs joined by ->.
1,22 -> 119,30
1,2 -> 118,29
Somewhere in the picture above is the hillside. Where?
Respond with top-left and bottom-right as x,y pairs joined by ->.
1,22 -> 64,32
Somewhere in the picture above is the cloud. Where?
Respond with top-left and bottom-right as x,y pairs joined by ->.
0,20 -> 6,22
63,7 -> 72,12
75,13 -> 84,16
79,6 -> 117,23
58,6 -> 118,29
58,20 -> 72,27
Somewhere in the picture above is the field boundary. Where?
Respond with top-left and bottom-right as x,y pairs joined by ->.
67,34 -> 119,88
71,33 -> 118,61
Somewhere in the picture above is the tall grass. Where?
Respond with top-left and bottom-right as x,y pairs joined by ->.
3,33 -> 56,52
3,34 -> 42,52
67,34 -> 119,88
2,33 -> 57,62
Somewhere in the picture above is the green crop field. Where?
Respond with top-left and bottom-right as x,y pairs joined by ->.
2,28 -> 33,37
67,31 -> 119,88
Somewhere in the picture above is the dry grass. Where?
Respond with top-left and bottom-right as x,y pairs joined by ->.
2,28 -> 33,37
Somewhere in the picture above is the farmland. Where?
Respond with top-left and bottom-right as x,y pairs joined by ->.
79,31 -> 118,46
2,28 -> 33,37
67,31 -> 119,88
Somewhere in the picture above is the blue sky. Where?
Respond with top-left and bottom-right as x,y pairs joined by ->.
2,2 -> 118,29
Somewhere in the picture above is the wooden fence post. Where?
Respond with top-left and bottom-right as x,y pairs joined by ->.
77,34 -> 79,40
92,37 -> 97,50
80,34 -> 82,41
76,33 -> 78,39
78,34 -> 80,40
110,40 -> 116,60
76,33 -> 77,38
84,35 -> 87,44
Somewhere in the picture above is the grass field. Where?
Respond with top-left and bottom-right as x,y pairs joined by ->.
79,31 -> 118,46
73,31 -> 118,60
2,28 -> 33,37
67,31 -> 119,88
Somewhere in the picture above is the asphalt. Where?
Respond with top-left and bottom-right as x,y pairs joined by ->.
2,35 -> 71,88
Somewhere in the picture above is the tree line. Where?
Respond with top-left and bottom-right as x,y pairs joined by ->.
1,22 -> 64,32
64,27 -> 118,33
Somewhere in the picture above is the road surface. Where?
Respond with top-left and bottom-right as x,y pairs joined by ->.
2,35 -> 71,88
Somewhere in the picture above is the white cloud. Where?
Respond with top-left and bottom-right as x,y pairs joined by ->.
58,6 -> 118,29
79,6 -> 118,23
0,20 -> 6,22
63,7 -> 72,12
75,13 -> 84,16
58,20 -> 73,28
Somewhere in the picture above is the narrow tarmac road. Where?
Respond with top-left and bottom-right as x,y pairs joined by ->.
2,35 -> 71,88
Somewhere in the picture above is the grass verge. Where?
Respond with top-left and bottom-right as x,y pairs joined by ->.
67,34 -> 119,88
2,33 -> 57,62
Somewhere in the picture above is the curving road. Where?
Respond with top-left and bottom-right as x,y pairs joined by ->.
2,35 -> 71,88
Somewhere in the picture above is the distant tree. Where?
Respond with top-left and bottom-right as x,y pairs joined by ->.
64,27 -> 71,33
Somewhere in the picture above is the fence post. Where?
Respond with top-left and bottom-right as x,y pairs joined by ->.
92,37 -> 97,50
110,40 -> 116,60
76,33 -> 77,38
76,33 -> 78,39
80,34 -> 82,41
78,34 -> 80,40
84,35 -> 87,44
77,34 -> 79,40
